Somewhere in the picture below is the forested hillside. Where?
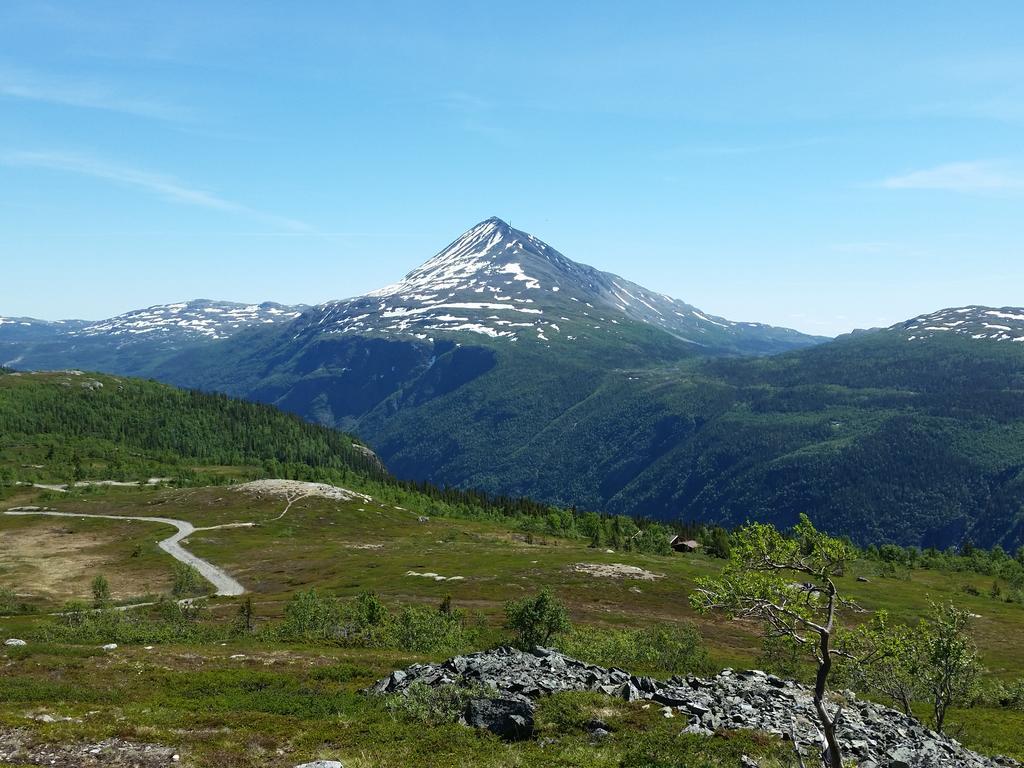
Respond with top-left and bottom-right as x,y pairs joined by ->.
355,330 -> 1024,550
0,368 -> 677,554
0,369 -> 384,485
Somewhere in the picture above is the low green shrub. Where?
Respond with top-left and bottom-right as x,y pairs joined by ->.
37,600 -> 227,644
976,678 -> 1024,711
0,586 -> 35,615
559,623 -> 711,677
383,681 -> 496,725
171,562 -> 206,598
504,588 -> 571,648
276,590 -> 482,653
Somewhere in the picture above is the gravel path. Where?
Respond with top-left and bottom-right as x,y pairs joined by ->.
2,510 -> 247,596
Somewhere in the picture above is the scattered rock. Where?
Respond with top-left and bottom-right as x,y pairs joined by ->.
406,571 -> 464,582
294,762 -> 343,768
369,646 -> 1020,768
571,562 -> 663,580
233,479 -> 372,503
101,643 -> 118,651
27,713 -> 77,723
0,730 -> 178,767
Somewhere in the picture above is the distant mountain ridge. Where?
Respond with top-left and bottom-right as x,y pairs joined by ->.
2,218 -> 1022,548
1,217 -> 824,358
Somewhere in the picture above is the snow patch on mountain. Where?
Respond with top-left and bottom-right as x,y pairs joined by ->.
899,306 -> 1024,343
70,301 -> 304,341
302,217 -> 822,351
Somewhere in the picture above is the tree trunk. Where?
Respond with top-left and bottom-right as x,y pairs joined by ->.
898,691 -> 914,719
814,631 -> 843,767
934,689 -> 947,733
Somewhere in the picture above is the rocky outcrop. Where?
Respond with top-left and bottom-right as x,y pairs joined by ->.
370,646 -> 1021,767
0,729 -> 178,767
464,698 -> 535,740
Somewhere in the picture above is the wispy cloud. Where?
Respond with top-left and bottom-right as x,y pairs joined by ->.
1,150 -> 309,231
878,161 -> 1024,192
0,68 -> 191,122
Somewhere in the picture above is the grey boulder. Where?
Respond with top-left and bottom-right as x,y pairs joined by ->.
464,698 -> 535,741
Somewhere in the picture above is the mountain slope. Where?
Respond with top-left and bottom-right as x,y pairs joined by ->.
0,300 -> 304,371
395,319 -> 1022,549
309,217 -> 822,354
174,301 -> 1024,549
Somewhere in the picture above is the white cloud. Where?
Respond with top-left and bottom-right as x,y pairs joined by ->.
1,150 -> 309,231
0,68 -> 190,122
879,161 -> 1024,192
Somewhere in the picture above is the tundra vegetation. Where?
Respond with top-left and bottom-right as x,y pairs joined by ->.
2,370 -> 1024,765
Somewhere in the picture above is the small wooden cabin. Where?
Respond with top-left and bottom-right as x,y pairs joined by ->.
669,536 -> 702,553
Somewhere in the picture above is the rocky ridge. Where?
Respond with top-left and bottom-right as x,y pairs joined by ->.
370,646 -> 1021,767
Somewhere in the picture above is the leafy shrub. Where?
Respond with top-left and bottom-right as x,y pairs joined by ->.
172,563 -> 206,598
91,574 -> 111,608
0,587 -> 35,615
504,588 -> 571,648
278,590 -> 481,652
279,589 -> 345,642
391,605 -> 479,653
383,681 -> 496,725
38,601 -> 226,644
976,678 -> 1024,711
560,623 -> 710,677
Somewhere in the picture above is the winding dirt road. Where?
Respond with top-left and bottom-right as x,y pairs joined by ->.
2,510 -> 248,596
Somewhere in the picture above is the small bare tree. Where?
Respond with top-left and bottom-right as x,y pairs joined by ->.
691,514 -> 858,767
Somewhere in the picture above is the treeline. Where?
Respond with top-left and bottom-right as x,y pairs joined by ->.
386,479 -> 676,555
863,540 -> 1024,601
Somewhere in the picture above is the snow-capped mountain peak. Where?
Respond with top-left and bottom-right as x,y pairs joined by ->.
306,218 -> 823,353
368,217 -> 561,300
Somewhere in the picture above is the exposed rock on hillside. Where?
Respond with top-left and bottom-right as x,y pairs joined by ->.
370,646 -> 1021,767
232,479 -> 372,502
0,729 -> 178,767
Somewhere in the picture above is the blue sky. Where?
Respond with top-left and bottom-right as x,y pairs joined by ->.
1,2 -> 1022,336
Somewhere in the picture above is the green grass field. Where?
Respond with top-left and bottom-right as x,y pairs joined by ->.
2,483 -> 1024,766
